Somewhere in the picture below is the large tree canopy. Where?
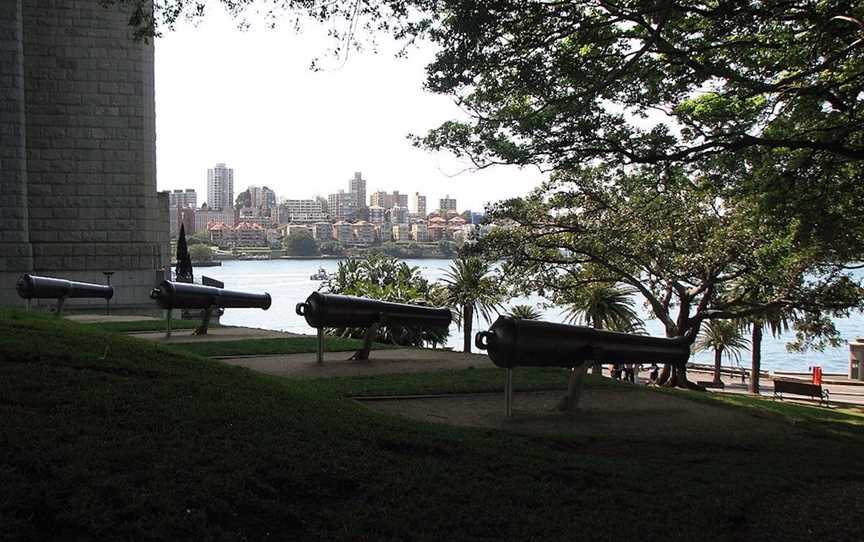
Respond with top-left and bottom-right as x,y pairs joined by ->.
479,164 -> 862,385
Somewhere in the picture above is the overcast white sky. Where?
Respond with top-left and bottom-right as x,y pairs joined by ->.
154,9 -> 546,212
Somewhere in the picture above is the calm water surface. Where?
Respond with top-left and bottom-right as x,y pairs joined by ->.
200,259 -> 864,374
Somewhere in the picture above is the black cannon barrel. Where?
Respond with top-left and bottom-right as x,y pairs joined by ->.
16,274 -> 113,300
295,292 -> 452,329
475,316 -> 689,369
150,281 -> 271,310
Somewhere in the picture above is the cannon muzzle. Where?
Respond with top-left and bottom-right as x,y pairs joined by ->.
16,274 -> 113,300
295,292 -> 451,329
150,281 -> 271,310
476,316 -> 689,369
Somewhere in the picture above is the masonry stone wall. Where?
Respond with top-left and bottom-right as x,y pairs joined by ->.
0,0 -> 169,309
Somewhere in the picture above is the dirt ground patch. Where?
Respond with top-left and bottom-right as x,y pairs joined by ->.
361,387 -> 793,440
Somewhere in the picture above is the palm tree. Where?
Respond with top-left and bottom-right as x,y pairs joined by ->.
693,320 -> 750,386
747,310 -> 791,394
440,256 -> 502,353
563,283 -> 645,333
563,283 -> 644,375
508,304 -> 542,320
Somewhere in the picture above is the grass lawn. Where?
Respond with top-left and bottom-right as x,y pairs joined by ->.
80,319 -> 208,333
163,337 -> 399,358
2,309 -> 863,540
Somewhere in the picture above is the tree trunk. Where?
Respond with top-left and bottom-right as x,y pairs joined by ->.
749,324 -> 762,394
463,304 -> 474,354
713,349 -> 723,385
556,364 -> 590,412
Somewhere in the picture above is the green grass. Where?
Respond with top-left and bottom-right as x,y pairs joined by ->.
163,337 -> 400,357
80,318 -> 208,333
2,309 -> 863,541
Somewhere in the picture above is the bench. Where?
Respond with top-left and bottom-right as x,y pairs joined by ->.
773,378 -> 829,406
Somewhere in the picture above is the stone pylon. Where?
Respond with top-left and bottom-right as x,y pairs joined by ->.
0,0 -> 169,309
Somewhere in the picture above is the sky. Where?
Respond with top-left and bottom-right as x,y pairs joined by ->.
154,8 -> 546,212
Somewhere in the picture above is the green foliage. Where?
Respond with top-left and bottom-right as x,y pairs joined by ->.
319,240 -> 344,256
283,230 -> 320,256
693,320 -> 750,365
482,165 -> 863,353
188,243 -> 214,262
439,256 -> 504,352
507,304 -> 541,321
560,283 -> 644,333
323,255 -> 447,347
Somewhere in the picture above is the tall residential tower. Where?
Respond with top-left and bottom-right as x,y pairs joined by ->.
207,163 -> 234,210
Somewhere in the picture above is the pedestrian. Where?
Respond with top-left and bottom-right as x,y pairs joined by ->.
649,363 -> 659,384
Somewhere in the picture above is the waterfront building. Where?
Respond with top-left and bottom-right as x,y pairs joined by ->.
353,221 -> 375,245
428,224 -> 446,241
377,223 -> 393,242
333,221 -> 354,244
391,205 -> 409,225
169,189 -> 198,209
393,224 -> 410,242
248,186 -> 277,211
278,199 -> 327,223
194,205 -> 234,233
312,222 -> 333,241
233,222 -> 268,247
439,195 -> 457,213
349,172 -> 367,211
411,222 -> 428,242
369,190 -> 388,208
368,205 -> 386,224
207,163 -> 234,210
413,192 -> 427,216
328,190 -> 355,221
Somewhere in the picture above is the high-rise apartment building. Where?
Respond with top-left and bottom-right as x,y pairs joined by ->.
169,189 -> 197,209
369,190 -> 408,209
349,171 -> 366,210
207,163 -> 234,210
279,199 -> 327,223
413,192 -> 426,216
328,190 -> 355,221
439,195 -> 457,212
248,185 -> 277,210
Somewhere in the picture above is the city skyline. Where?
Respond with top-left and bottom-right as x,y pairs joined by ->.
154,8 -> 545,214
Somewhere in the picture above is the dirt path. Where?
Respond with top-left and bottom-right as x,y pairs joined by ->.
361,387 -> 793,440
222,348 -> 490,379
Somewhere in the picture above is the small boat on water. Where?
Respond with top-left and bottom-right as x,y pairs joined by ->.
310,267 -> 329,281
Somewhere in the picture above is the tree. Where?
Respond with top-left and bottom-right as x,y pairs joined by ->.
322,255 -> 447,348
507,304 -> 541,321
319,241 -> 344,256
189,244 -> 214,262
175,223 -> 193,283
693,320 -> 750,387
482,165 -> 863,388
284,230 -> 320,256
439,256 -> 503,353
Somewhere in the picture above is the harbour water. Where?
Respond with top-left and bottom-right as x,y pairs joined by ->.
200,259 -> 864,374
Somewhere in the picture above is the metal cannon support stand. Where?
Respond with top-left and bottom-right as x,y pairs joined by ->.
55,295 -> 68,317
316,328 -> 324,363
348,321 -> 381,361
193,306 -> 215,335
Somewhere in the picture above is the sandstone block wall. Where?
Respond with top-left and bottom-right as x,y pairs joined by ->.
0,0 -> 169,309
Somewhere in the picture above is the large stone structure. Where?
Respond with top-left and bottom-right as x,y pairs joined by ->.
0,0 -> 169,309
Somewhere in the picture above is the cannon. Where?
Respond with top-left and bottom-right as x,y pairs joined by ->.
150,280 -> 271,336
16,274 -> 113,316
295,292 -> 452,361
475,316 -> 690,416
